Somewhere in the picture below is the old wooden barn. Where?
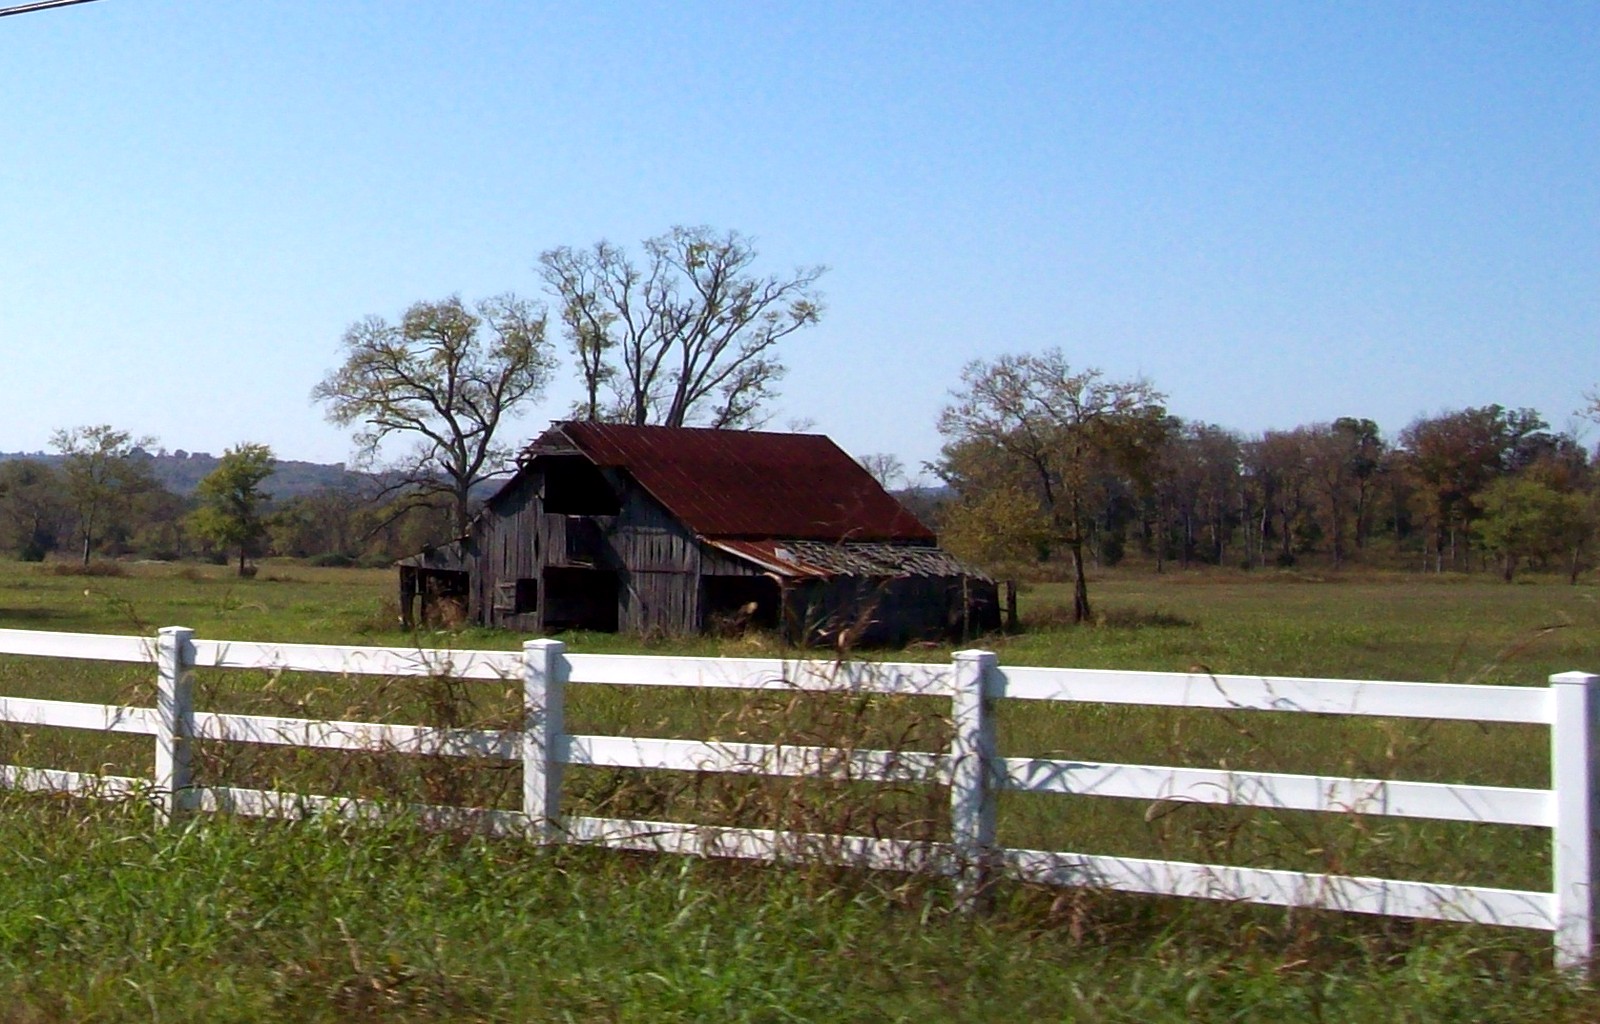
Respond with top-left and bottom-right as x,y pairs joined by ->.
398,421 -> 998,645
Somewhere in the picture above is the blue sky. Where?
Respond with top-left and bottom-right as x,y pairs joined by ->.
3,1 -> 1596,476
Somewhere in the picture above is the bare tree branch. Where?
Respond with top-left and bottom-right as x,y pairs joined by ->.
541,226 -> 825,429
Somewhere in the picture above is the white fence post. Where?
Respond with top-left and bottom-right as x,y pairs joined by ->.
153,626 -> 195,825
523,639 -> 567,844
950,649 -> 999,910
1553,670 -> 1600,971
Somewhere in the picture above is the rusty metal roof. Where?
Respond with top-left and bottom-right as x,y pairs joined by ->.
529,421 -> 935,542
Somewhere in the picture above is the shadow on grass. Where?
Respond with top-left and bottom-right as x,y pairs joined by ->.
0,607 -> 70,625
1025,604 -> 1196,631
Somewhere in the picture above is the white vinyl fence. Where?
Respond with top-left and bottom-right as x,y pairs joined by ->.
0,625 -> 1594,968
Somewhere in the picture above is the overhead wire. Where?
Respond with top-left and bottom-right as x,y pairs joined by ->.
0,0 -> 106,19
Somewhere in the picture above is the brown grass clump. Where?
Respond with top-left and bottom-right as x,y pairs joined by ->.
48,560 -> 127,578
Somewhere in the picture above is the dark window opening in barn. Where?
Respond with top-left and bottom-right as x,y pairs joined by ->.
543,457 -> 620,515
702,575 -> 781,634
542,566 -> 619,632
565,516 -> 608,566
496,578 -> 538,616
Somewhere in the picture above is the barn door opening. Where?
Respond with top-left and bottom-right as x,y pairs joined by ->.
404,568 -> 469,629
701,575 -> 781,634
541,566 -> 619,632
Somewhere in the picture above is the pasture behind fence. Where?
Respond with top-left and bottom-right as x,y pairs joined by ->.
0,625 -> 1593,969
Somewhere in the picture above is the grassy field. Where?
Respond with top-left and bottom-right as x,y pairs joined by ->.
0,558 -> 1598,1021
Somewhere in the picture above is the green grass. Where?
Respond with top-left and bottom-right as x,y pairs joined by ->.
1004,569 -> 1600,684
0,799 -> 1593,1024
0,558 -> 1598,1020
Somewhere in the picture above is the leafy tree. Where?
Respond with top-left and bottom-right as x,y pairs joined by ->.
1149,420 -> 1242,569
0,460 -> 67,560
189,443 -> 277,576
1399,406 -> 1552,572
939,484 -> 1053,568
1332,417 -> 1386,552
540,226 -> 825,428
313,294 -> 554,534
360,498 -> 457,563
1242,429 -> 1321,567
1295,419 -> 1388,568
129,487 -> 191,562
50,425 -> 158,565
937,349 -> 1166,622
267,486 -> 367,560
1474,477 -> 1593,582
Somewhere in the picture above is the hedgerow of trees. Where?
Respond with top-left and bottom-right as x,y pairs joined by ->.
0,434 -> 454,568
3,327 -> 1597,590
3,381 -> 1597,585
935,354 -> 1600,588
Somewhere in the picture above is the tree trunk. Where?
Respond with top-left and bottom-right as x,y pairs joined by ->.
453,483 -> 472,538
1258,508 -> 1270,569
1067,491 -> 1092,622
238,546 -> 247,578
1069,536 -> 1091,623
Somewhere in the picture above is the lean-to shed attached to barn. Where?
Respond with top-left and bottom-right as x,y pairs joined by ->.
397,421 -> 998,645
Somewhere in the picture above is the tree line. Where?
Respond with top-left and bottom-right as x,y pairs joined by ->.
0,427 -> 452,573
934,349 -> 1599,620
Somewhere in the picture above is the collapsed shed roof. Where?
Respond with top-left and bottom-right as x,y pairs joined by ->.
522,421 -> 936,543
707,539 -> 979,579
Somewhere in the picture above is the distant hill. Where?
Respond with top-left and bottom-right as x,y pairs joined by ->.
0,448 -> 370,500
0,448 -> 516,502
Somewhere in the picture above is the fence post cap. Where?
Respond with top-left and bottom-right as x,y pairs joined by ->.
1552,671 -> 1600,687
524,638 -> 565,653
158,625 -> 193,637
953,649 -> 997,663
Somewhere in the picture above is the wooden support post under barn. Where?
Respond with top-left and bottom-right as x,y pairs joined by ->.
396,421 -> 999,646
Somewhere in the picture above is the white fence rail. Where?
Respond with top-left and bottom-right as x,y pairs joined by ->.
0,625 -> 1593,968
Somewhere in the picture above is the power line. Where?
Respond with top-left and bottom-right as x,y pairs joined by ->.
0,0 -> 105,18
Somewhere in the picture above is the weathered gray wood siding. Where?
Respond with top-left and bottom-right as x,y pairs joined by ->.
466,468 -> 705,635
610,486 -> 701,634
468,468 -> 555,632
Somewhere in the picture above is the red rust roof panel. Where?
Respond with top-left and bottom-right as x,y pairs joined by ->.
551,422 -> 935,542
